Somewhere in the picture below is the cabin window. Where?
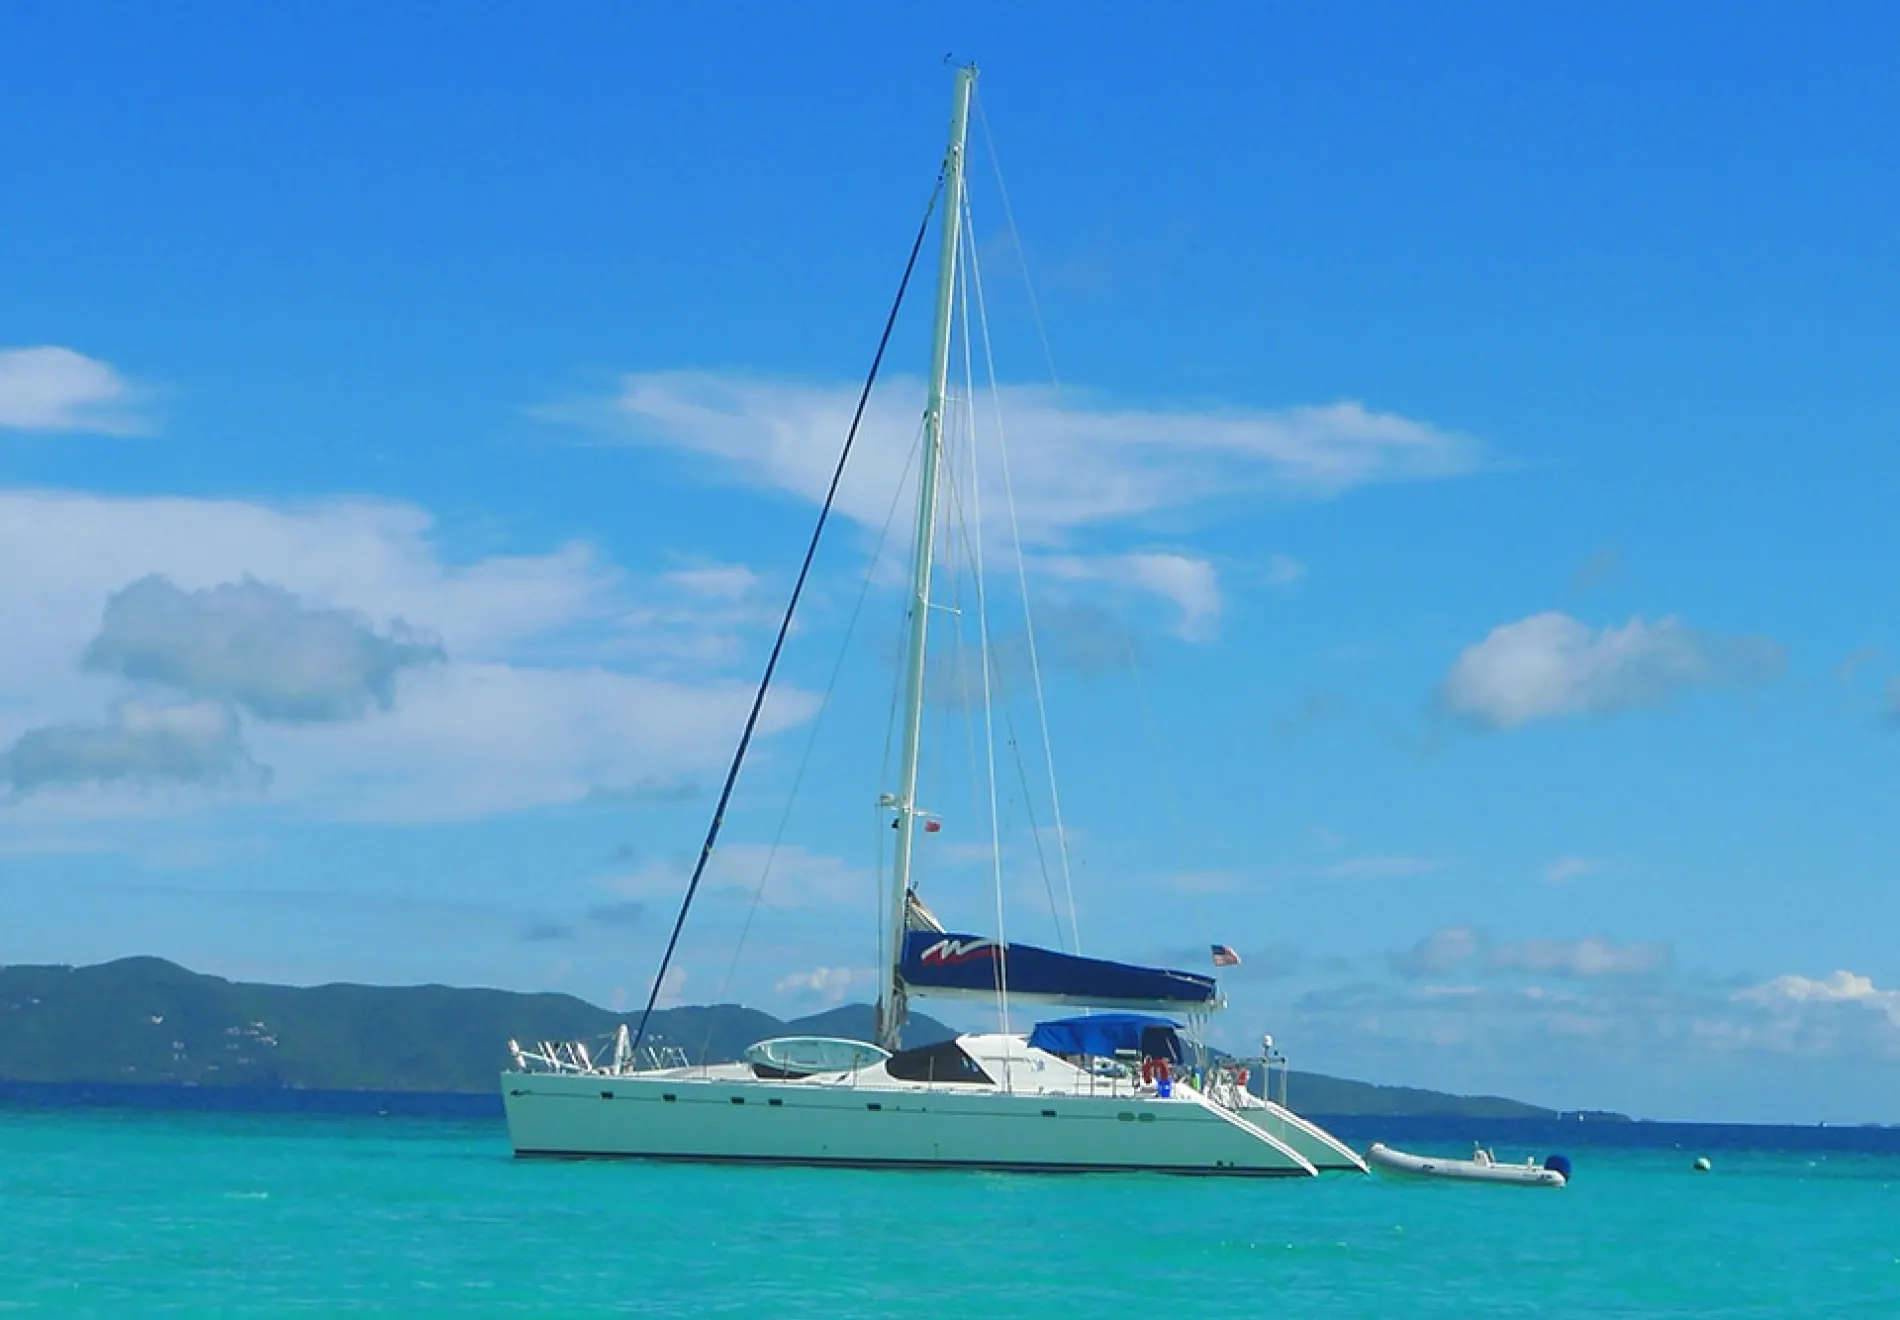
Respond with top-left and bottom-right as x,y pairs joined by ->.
883,1040 -> 995,1085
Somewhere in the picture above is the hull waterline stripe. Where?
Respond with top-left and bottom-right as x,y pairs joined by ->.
512,1150 -> 1313,1177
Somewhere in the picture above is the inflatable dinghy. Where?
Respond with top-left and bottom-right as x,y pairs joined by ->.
1366,1142 -> 1569,1187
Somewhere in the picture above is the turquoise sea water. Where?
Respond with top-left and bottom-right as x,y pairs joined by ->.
3,1095 -> 1897,1316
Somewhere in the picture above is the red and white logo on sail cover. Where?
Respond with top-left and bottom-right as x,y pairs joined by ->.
918,937 -> 999,965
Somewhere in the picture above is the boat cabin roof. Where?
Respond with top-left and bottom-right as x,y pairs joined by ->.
1025,1013 -> 1183,1062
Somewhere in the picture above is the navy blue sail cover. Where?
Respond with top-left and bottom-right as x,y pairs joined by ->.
899,931 -> 1219,1010
1027,1013 -> 1184,1062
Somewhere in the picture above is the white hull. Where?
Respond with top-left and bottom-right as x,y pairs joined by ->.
503,1071 -> 1325,1176
1366,1142 -> 1567,1186
1231,1096 -> 1369,1173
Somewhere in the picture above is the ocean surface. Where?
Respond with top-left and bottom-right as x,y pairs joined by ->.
3,1085 -> 1896,1316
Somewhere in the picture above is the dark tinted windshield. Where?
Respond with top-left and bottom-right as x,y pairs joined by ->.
884,1040 -> 995,1085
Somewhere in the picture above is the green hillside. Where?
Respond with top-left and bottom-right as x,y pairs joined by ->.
1269,1072 -> 1552,1120
0,957 -> 1606,1118
0,957 -> 949,1092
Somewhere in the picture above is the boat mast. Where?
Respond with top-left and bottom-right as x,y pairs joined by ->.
879,64 -> 976,1052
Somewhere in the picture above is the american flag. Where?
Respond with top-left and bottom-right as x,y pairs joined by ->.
1211,944 -> 1241,967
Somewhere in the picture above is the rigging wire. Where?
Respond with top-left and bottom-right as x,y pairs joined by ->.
956,199 -> 1011,1043
931,172 -> 1076,958
959,162 -> 1082,955
938,403 -> 1069,953
630,173 -> 945,1058
931,303 -> 1065,951
975,92 -> 1062,390
942,398 -> 985,913
974,91 -> 1212,962
706,419 -> 927,1035
997,694 -> 1062,949
873,423 -> 929,999
934,391 -> 1014,968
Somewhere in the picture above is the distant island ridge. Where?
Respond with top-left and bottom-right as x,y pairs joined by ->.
0,956 -> 1629,1121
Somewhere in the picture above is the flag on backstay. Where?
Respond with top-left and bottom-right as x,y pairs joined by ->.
1211,944 -> 1241,967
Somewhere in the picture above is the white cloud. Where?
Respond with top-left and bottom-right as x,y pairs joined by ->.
544,371 -> 1480,541
1542,855 -> 1598,885
1441,612 -> 1781,730
774,965 -> 859,1006
1040,551 -> 1220,641
1272,979 -> 1900,1121
544,373 -> 1473,652
1165,869 -> 1246,895
0,488 -> 812,822
1390,925 -> 1480,978
2,700 -> 263,793
83,575 -> 444,721
1389,926 -> 1667,981
247,665 -> 810,823
0,491 -> 615,688
0,347 -> 147,435
1262,554 -> 1306,587
1318,855 -> 1439,879
1279,948 -> 1900,1118
601,843 -> 868,912
661,564 -> 759,601
1487,935 -> 1670,979
1735,970 -> 1900,1028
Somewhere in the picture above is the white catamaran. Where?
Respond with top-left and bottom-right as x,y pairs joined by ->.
501,66 -> 1365,1178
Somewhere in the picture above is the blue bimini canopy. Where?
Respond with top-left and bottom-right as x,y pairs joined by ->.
899,931 -> 1220,1011
1027,1014 -> 1183,1063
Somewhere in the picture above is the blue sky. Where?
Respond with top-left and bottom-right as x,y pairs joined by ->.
5,4 -> 1899,1123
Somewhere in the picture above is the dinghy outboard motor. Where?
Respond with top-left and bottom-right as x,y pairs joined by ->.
1543,1154 -> 1573,1180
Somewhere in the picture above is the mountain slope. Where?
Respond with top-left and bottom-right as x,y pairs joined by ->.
0,957 -> 1591,1117
0,957 -> 950,1092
